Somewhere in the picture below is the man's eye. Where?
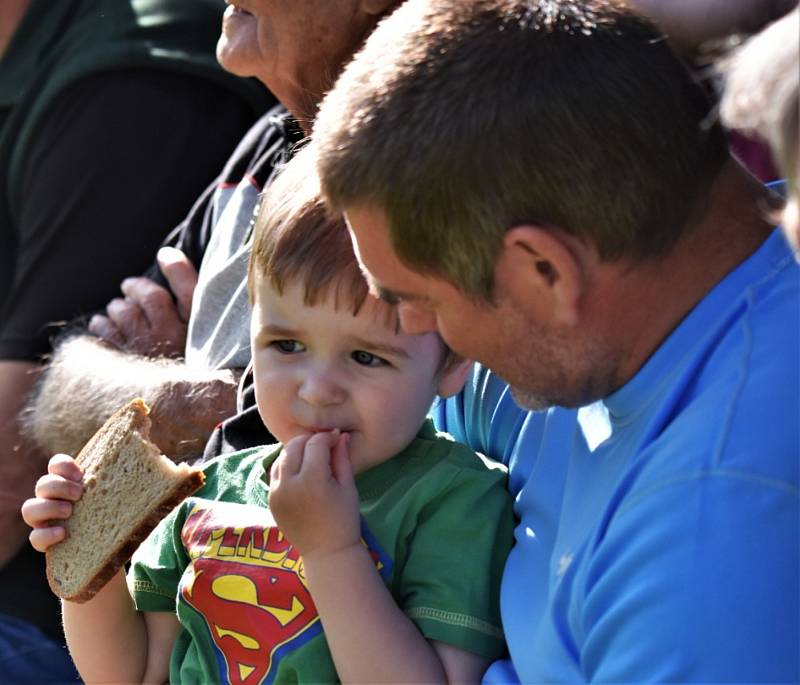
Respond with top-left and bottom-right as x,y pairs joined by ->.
271,340 -> 304,354
377,287 -> 401,306
351,350 -> 386,367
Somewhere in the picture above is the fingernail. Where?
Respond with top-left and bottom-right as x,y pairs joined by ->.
158,246 -> 181,262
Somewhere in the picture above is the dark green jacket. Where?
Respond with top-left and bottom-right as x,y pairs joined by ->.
0,0 -> 269,306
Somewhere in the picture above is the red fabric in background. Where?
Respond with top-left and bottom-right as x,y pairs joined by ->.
729,130 -> 779,182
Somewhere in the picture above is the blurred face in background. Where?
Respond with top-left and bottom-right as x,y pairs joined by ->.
217,1 -> 394,123
0,0 -> 33,57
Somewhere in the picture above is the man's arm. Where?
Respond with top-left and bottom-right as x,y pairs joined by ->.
0,361 -> 45,568
24,336 -> 239,462
88,247 -> 198,358
629,0 -> 798,53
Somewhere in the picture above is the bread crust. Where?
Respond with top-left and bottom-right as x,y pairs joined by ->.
45,398 -> 205,603
46,470 -> 205,603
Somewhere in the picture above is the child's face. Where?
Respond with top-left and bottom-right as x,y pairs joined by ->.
251,274 -> 447,474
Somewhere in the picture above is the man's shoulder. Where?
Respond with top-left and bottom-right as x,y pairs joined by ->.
690,235 -> 797,474
215,105 -> 298,189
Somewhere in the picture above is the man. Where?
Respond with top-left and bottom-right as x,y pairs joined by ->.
11,0 -> 401,680
313,0 -> 799,681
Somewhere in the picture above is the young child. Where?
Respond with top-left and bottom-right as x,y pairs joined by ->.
22,144 -> 514,684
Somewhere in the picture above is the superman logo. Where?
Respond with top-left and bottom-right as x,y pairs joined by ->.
179,503 -> 322,684
177,502 -> 394,684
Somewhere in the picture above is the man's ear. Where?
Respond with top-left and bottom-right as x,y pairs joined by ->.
497,225 -> 584,326
361,0 -> 401,17
437,356 -> 473,399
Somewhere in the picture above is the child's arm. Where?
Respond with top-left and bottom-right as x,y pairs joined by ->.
62,571 -> 179,684
21,453 -> 178,683
269,432 -> 489,684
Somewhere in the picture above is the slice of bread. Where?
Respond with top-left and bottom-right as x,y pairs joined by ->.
46,398 -> 205,603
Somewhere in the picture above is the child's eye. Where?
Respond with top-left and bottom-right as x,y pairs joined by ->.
351,350 -> 386,367
271,340 -> 305,354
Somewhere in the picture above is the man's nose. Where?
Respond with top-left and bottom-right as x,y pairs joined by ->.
398,302 -> 438,335
297,366 -> 346,406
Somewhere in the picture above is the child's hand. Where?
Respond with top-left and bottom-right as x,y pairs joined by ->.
269,430 -> 360,561
21,454 -> 84,552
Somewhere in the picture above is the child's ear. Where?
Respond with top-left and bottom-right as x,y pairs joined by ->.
436,356 -> 474,398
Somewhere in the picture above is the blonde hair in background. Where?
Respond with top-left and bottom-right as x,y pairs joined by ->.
720,7 -> 799,196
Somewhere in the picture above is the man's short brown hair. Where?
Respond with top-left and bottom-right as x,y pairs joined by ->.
314,0 -> 729,300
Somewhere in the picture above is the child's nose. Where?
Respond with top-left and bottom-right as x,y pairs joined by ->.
297,367 -> 346,406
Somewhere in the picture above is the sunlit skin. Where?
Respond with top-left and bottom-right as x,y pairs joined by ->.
343,204 -> 622,410
250,274 -> 462,474
217,0 -> 385,130
783,194 -> 799,255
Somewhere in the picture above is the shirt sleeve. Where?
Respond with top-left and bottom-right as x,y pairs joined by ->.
432,364 -> 529,468
580,473 -> 799,682
398,464 -> 515,660
128,500 -> 192,613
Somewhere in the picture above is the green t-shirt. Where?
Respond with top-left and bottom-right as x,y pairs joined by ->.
130,419 -> 514,684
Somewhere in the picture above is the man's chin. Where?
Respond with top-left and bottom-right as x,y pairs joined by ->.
216,27 -> 259,78
509,386 -> 554,412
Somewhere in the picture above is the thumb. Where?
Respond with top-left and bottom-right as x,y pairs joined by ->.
330,432 -> 354,486
157,247 -> 198,322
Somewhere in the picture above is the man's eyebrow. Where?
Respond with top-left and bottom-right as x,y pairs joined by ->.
375,286 -> 401,305
375,285 -> 422,305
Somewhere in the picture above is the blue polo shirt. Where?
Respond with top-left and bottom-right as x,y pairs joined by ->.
434,228 -> 799,682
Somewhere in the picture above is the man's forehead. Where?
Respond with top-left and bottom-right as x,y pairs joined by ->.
344,205 -> 392,269
344,204 -> 445,304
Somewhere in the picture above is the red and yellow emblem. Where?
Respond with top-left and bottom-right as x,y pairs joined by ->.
179,503 -> 322,684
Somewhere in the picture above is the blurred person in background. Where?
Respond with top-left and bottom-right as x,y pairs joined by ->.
631,0 -> 797,181
720,7 -> 799,251
12,1 -> 401,681
0,0 -> 271,680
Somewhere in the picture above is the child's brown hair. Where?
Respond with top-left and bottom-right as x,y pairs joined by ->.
248,142 -> 459,370
247,143 -> 372,316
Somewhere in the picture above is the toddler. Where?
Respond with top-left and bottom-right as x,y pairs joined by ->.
23,144 -> 514,684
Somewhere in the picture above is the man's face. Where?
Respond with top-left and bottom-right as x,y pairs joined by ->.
345,204 -> 617,409
217,1 -> 371,106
